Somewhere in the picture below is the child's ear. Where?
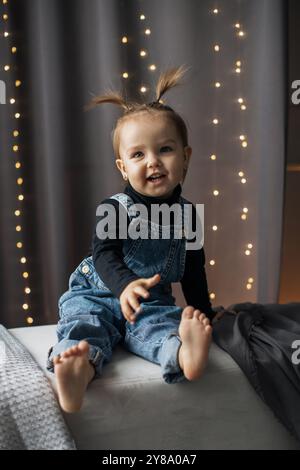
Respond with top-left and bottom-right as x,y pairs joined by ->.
184,146 -> 192,168
115,158 -> 127,180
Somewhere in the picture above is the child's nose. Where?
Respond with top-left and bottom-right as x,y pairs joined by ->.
146,152 -> 161,166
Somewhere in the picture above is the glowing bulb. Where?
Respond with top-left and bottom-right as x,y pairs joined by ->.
210,154 -> 217,161
239,135 -> 245,141
214,44 -> 220,52
215,82 -> 221,88
140,50 -> 147,57
14,210 -> 21,216
238,98 -> 244,103
3,13 -> 8,19
245,250 -> 251,256
16,225 -> 21,232
23,304 -> 29,310
241,105 -> 247,110
140,86 -> 147,93
247,243 -> 253,249
235,23 -> 241,28
243,208 -> 248,213
23,272 -> 29,279
241,178 -> 247,184
27,317 -> 34,324
210,293 -> 216,300
16,242 -> 22,248
11,46 -> 17,53
15,162 -> 21,169
121,36 -> 128,43
13,145 -> 19,151
238,171 -> 244,177
209,260 -> 215,266
149,64 -> 156,71
122,72 -> 129,78
213,190 -> 219,196
236,60 -> 241,67
241,214 -> 247,220
25,287 -> 31,294
4,65 -> 10,71
213,9 -> 219,14
140,14 -> 146,20
238,31 -> 245,37
13,130 -> 19,137
18,194 -> 24,200
248,278 -> 254,283
213,118 -> 219,125
15,80 -> 22,87
212,225 -> 218,231
17,178 -> 23,185
15,113 -> 20,119
242,141 -> 248,148
10,98 -> 15,104
145,29 -> 151,35
236,68 -> 241,73
20,257 -> 27,264
4,32 -> 9,37
246,284 -> 252,290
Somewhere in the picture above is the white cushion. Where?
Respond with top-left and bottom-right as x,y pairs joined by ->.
9,325 -> 299,450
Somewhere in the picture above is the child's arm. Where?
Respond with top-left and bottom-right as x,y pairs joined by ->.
180,247 -> 215,321
92,198 -> 140,298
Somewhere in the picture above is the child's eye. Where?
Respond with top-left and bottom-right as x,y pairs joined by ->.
161,146 -> 172,152
132,152 -> 143,158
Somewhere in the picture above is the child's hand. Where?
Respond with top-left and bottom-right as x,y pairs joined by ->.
119,274 -> 161,324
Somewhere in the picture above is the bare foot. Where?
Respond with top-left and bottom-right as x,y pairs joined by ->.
178,306 -> 212,381
53,340 -> 95,413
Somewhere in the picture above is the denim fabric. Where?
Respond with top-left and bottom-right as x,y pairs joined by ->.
47,192 -> 190,384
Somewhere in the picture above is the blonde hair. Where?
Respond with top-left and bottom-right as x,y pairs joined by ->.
86,65 -> 191,182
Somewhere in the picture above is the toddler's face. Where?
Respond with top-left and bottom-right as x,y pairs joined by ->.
116,113 -> 192,198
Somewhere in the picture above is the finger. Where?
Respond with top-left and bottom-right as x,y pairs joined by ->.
122,299 -> 135,324
128,293 -> 141,313
133,286 -> 150,299
142,273 -> 161,288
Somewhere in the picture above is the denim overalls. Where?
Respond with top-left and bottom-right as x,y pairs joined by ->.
47,192 -> 190,384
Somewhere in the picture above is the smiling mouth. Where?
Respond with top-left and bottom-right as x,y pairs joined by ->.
147,175 -> 166,183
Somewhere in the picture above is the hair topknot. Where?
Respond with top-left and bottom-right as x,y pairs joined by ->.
85,64 -> 191,161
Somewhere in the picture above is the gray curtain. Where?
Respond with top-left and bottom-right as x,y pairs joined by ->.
0,0 -> 286,327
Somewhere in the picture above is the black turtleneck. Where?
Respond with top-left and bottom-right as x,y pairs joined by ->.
89,182 -> 214,320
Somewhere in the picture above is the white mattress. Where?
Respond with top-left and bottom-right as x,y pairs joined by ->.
9,325 -> 300,450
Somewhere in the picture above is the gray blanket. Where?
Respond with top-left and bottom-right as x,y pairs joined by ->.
0,324 -> 76,450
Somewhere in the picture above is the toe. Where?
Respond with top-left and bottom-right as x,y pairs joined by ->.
203,318 -> 210,326
199,313 -> 206,322
53,356 -> 61,365
205,324 -> 212,334
61,350 -> 71,358
182,306 -> 194,319
193,310 -> 201,319
78,340 -> 89,355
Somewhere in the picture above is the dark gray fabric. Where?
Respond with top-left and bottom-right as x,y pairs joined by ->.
0,0 -> 286,327
213,302 -> 300,443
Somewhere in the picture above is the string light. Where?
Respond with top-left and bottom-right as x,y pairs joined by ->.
122,72 -> 129,79
3,2 -> 33,325
209,260 -> 216,266
145,29 -> 151,35
140,50 -> 147,57
214,44 -> 220,52
149,64 -> 156,71
139,14 -> 146,20
210,293 -> 216,300
210,154 -> 217,160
